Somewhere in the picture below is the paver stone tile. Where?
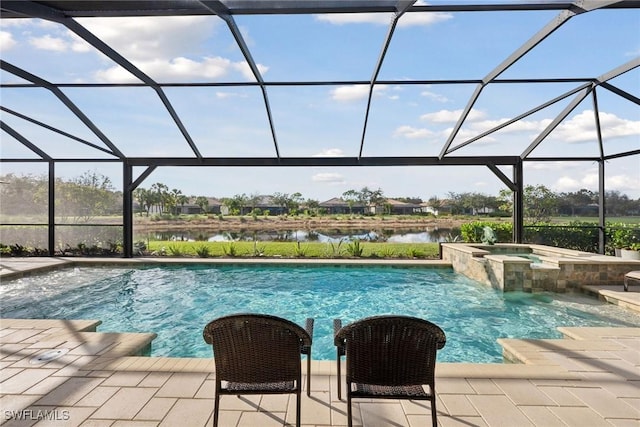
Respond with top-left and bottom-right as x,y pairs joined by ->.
158,399 -> 211,427
36,377 -> 104,406
569,387 -> 640,419
101,372 -> 147,387
91,388 -> 156,420
518,406 -> 566,427
493,379 -> 556,406
238,410 -> 287,427
1,369 -> 59,394
134,397 -> 177,421
74,387 -> 120,407
549,406 -> 612,427
154,372 -> 207,398
467,395 -> 534,427
359,402 -> 407,427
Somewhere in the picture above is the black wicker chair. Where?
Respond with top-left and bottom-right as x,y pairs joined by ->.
334,315 -> 446,427
203,313 -> 314,427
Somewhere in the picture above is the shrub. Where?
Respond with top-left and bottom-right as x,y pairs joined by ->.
195,244 -> 210,258
167,244 -> 184,256
325,240 -> 344,258
525,221 -> 599,252
293,242 -> 308,257
345,239 -> 364,257
406,246 -> 426,258
460,221 -> 512,243
223,242 -> 238,257
252,241 -> 266,257
377,246 -> 396,258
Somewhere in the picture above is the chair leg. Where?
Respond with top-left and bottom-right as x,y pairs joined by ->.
336,351 -> 342,400
307,353 -> 311,396
213,387 -> 220,427
430,393 -> 437,427
347,388 -> 353,427
296,390 -> 301,427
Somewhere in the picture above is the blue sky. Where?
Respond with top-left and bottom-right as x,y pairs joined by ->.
1,3 -> 639,201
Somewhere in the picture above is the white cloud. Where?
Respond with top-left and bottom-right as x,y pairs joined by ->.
553,168 -> 640,194
554,170 -> 600,192
0,31 -> 16,51
316,12 -> 395,26
393,125 -> 435,139
29,34 -> 67,51
553,110 -> 640,143
81,17 -> 215,60
420,108 -> 487,123
418,109 -> 639,144
421,90 -> 449,103
78,16 -> 267,82
312,172 -> 345,184
468,117 -> 551,135
524,161 -> 575,171
607,174 -> 640,193
216,91 -> 248,99
554,175 -> 581,191
67,31 -> 92,53
397,11 -> 452,28
330,85 -> 388,102
315,8 -> 452,28
314,148 -> 345,157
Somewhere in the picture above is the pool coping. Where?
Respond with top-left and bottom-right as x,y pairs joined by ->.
0,256 -> 452,281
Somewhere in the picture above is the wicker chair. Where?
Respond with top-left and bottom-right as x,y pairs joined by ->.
203,314 -> 314,427
334,315 -> 446,427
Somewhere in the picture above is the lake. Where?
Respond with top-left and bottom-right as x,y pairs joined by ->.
134,227 -> 460,243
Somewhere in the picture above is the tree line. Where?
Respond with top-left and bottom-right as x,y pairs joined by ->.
1,172 -> 639,222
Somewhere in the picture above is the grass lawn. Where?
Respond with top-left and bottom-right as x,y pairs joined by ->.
146,240 -> 441,259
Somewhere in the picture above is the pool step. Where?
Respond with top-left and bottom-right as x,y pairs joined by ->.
497,327 -> 639,373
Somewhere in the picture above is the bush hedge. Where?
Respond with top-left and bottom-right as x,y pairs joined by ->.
460,220 -> 640,254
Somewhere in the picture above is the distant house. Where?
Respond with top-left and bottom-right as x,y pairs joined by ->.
418,202 -> 438,216
319,197 -> 366,215
251,195 -> 285,216
176,197 -> 223,214
378,198 -> 422,215
416,201 -> 453,216
219,195 -> 285,216
472,206 -> 496,215
208,198 -> 223,214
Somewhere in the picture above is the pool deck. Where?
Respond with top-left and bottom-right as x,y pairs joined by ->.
1,257 -> 639,426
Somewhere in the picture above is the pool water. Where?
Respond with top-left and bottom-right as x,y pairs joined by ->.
2,265 -> 639,363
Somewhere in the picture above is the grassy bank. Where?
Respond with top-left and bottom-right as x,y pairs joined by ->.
146,240 -> 441,259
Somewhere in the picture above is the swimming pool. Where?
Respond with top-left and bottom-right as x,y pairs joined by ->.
2,264 -> 639,363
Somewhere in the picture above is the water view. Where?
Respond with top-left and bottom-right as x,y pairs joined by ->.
135,227 -> 459,243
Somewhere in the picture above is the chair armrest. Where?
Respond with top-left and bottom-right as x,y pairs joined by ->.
333,319 -> 345,353
305,318 -> 314,339
301,318 -> 314,355
333,319 -> 342,336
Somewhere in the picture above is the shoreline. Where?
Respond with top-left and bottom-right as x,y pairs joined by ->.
133,216 -> 480,232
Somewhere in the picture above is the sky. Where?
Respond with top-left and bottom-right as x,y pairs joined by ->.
1,2 -> 639,202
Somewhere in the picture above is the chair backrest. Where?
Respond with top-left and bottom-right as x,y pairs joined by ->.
335,315 -> 446,387
204,314 -> 312,384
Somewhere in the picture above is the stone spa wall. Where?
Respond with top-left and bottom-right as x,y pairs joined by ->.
441,243 -> 640,292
